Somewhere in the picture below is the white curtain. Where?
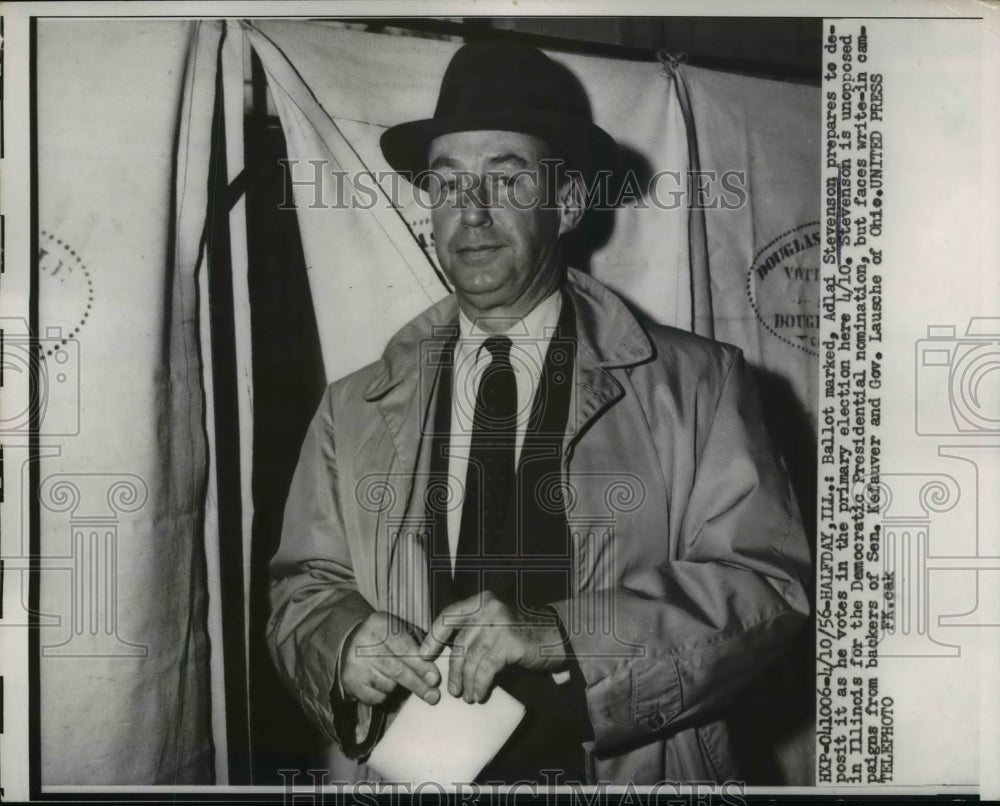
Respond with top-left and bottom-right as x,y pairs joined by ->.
35,20 -> 226,784
678,64 -> 822,424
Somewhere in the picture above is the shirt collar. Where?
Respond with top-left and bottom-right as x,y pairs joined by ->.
458,289 -> 563,348
362,268 -> 654,402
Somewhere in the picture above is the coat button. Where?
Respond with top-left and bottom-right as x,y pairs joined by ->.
647,712 -> 666,730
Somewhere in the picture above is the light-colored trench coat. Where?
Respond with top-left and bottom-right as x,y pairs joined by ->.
267,268 -> 811,784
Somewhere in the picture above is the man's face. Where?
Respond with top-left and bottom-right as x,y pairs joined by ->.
427,130 -> 576,323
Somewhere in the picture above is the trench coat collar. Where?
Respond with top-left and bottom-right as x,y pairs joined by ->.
361,267 -> 654,483
362,267 -> 654,403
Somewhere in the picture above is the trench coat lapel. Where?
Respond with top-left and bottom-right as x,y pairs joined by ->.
562,269 -> 653,465
363,297 -> 458,631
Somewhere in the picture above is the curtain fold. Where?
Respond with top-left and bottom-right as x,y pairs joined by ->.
665,56 -> 715,339
241,21 -> 450,383
678,64 -> 822,425
36,19 -> 222,784
197,20 -> 256,783
221,23 -> 256,665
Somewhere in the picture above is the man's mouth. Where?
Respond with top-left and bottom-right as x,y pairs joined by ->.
456,244 -> 504,263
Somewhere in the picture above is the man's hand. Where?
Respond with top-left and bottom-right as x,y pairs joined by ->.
340,611 -> 442,706
418,592 -> 567,703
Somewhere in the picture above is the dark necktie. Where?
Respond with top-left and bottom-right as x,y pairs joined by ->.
454,335 -> 517,598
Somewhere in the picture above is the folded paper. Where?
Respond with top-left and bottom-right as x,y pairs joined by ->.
367,648 -> 526,785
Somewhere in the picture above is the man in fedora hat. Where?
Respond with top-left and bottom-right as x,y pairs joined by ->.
267,41 -> 810,785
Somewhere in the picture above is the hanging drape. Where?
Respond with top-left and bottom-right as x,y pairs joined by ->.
35,20 -> 223,784
675,64 -> 821,425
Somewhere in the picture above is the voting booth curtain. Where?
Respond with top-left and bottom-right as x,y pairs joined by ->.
33,19 -> 818,786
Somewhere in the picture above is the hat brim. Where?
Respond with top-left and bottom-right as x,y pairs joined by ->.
380,109 -> 616,186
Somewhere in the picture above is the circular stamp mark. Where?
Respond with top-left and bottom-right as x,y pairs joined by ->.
746,222 -> 822,357
38,229 -> 94,359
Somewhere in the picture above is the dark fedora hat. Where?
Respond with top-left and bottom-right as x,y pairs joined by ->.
380,42 -> 616,183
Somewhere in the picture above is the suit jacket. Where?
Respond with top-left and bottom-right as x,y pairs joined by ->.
266,267 -> 811,784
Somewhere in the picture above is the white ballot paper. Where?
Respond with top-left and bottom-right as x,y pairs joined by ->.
367,648 -> 526,784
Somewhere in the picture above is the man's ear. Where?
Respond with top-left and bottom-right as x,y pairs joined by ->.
556,174 -> 586,237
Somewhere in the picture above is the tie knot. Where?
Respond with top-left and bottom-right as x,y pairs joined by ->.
483,335 -> 513,364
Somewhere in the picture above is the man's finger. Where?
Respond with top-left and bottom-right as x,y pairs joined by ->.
446,615 -> 487,699
447,634 -> 467,698
419,609 -> 461,660
461,637 -> 486,703
367,668 -> 396,694
379,655 -> 441,704
381,626 -> 442,688
471,652 -> 502,703
357,683 -> 388,706
420,594 -> 486,659
403,653 -> 441,689
462,631 -> 502,703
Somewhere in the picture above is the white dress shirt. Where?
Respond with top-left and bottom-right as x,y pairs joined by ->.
445,290 -> 563,568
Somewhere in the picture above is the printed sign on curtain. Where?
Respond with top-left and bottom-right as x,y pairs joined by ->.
680,65 -> 822,424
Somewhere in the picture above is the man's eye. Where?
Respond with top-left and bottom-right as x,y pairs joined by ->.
427,174 -> 458,195
430,177 -> 459,196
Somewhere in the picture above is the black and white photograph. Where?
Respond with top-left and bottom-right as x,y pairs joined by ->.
0,1 -> 996,801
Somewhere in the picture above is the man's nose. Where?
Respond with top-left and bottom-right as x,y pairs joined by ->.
459,177 -> 493,227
